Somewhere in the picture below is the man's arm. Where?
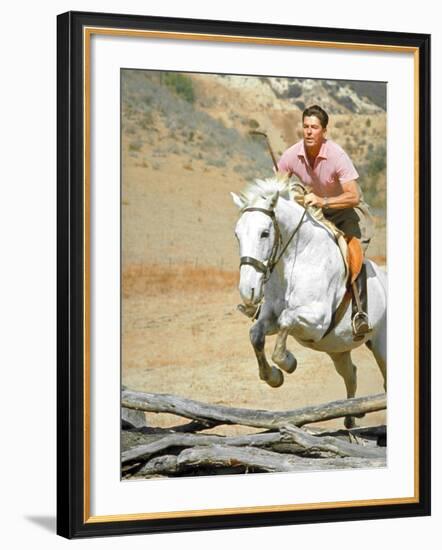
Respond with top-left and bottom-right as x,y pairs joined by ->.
304,180 -> 360,209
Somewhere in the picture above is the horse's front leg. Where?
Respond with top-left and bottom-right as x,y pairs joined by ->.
249,316 -> 283,388
271,304 -> 327,375
272,327 -> 297,374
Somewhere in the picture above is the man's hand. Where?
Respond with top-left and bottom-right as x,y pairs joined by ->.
304,192 -> 325,208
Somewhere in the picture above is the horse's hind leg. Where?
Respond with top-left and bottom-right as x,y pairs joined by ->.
272,327 -> 297,374
250,319 -> 283,388
367,330 -> 387,391
328,351 -> 358,429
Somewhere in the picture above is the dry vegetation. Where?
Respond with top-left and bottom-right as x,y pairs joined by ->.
123,264 -> 238,298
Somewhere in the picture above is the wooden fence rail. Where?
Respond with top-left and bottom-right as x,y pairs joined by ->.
122,390 -> 387,430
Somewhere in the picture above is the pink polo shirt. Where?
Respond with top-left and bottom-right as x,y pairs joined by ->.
277,139 -> 359,198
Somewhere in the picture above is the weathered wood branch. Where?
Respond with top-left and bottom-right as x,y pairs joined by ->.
121,407 -> 147,430
122,390 -> 386,429
122,432 -> 286,464
138,455 -> 179,476
137,445 -> 386,476
280,425 -> 385,459
123,426 -> 384,465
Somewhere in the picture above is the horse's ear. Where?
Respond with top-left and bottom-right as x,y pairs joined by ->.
269,191 -> 279,209
231,192 -> 246,209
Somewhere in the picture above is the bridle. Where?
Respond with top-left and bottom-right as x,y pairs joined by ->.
239,204 -> 307,284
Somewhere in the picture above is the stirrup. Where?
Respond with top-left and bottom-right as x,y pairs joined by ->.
352,311 -> 372,340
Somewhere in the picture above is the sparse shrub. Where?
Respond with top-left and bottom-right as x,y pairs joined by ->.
344,137 -> 356,155
129,139 -> 143,152
165,143 -> 180,155
207,158 -> 227,168
162,72 -> 195,103
248,119 -> 260,129
358,144 -> 386,209
139,159 -> 149,168
366,118 -> 372,128
367,144 -> 386,178
140,112 -> 154,129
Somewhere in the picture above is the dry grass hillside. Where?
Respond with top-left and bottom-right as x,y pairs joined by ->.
122,70 -> 386,268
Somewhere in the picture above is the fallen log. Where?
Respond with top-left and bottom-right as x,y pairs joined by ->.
122,432 -> 288,464
122,390 -> 386,430
137,455 -> 178,476
137,445 -> 386,476
280,425 -> 385,459
121,407 -> 147,430
123,427 -> 384,465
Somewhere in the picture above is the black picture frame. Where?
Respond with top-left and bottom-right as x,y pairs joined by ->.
57,10 -> 431,539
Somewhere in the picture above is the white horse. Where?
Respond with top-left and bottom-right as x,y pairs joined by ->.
231,177 -> 387,428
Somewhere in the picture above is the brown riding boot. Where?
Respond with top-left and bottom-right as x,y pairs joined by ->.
351,282 -> 371,339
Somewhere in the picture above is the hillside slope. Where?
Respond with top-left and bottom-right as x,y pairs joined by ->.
121,70 -> 386,268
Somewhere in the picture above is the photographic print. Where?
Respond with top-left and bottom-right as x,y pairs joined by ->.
57,12 -> 430,537
121,69 -> 388,480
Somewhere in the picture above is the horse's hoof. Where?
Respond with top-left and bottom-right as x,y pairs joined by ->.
265,367 -> 284,388
344,416 -> 356,429
279,352 -> 297,374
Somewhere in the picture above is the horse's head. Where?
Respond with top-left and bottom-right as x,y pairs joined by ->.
231,186 -> 281,307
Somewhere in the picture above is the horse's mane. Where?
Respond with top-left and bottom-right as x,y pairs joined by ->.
238,175 -> 344,244
238,175 -> 300,206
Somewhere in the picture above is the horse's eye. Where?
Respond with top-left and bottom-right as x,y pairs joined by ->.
261,230 -> 270,238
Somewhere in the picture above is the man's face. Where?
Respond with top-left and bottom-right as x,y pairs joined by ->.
303,115 -> 326,150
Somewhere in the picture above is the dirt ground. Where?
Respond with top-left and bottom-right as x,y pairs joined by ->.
122,280 -> 386,436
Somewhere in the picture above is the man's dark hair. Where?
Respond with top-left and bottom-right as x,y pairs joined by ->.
302,105 -> 329,128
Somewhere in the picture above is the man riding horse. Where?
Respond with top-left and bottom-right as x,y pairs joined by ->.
245,104 -> 374,339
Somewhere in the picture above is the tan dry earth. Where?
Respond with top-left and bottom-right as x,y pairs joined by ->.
122,150 -> 387,436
